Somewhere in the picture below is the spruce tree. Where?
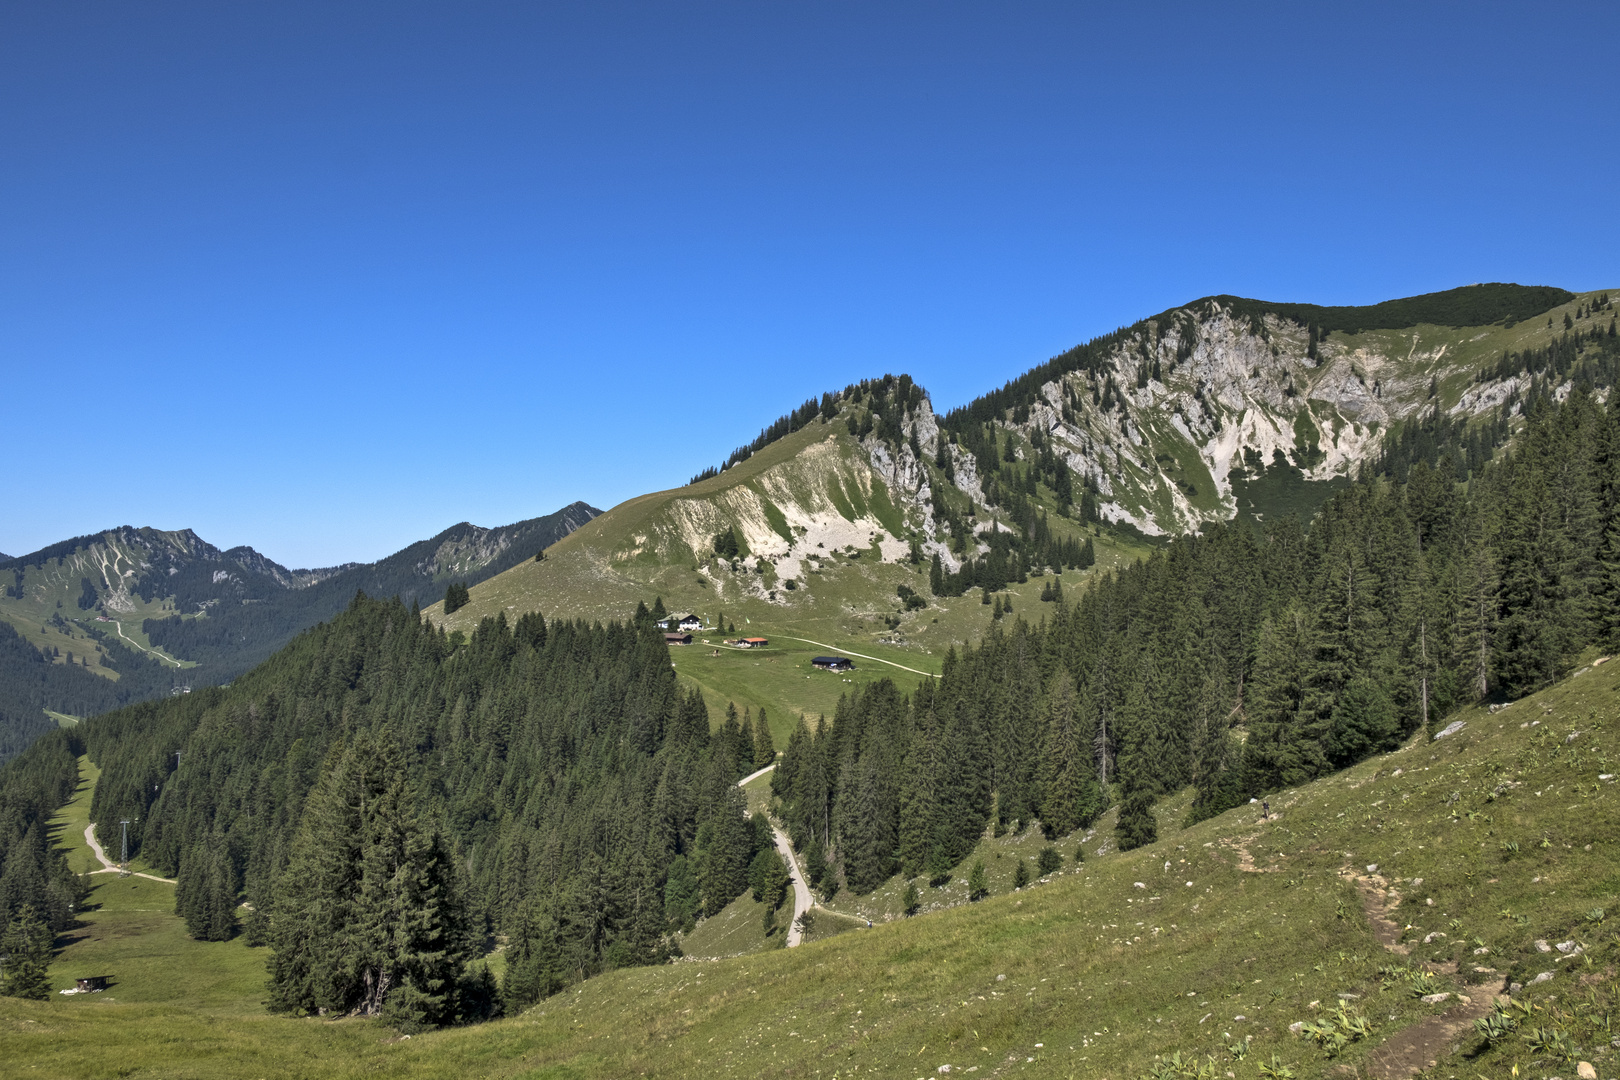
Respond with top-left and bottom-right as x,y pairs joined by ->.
663,855 -> 700,933
267,733 -> 472,1025
736,706 -> 757,772
176,840 -> 238,941
967,859 -> 988,901
1036,846 -> 1062,876
1494,426 -> 1578,695
1038,671 -> 1102,837
0,903 -> 52,1000
902,879 -> 920,915
694,786 -> 753,916
897,701 -> 943,875
1186,672 -> 1243,825
751,707 -> 776,770
748,847 -> 789,911
1327,676 -> 1399,767
1245,601 -> 1329,789
838,758 -> 896,894
1114,755 -> 1159,851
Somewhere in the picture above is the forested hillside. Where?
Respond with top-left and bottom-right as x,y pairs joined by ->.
772,384 -> 1618,901
0,726 -> 89,950
0,502 -> 598,764
4,284 -> 1618,1031
75,597 -> 772,1020
1,379 -> 1603,1026
0,619 -> 181,764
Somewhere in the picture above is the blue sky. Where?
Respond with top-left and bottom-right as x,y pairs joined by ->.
3,2 -> 1615,568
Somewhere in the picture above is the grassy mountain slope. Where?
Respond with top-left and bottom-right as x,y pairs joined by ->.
430,417 -> 1139,742
13,646 -> 1616,1080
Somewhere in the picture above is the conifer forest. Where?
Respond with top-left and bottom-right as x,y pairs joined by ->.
6,376 -> 1620,1023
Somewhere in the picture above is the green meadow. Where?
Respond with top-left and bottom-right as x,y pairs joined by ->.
7,648 -> 1616,1079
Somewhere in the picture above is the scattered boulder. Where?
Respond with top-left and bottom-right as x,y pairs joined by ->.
1576,1063 -> 1597,1080
1433,721 -> 1466,740
1529,971 -> 1555,986
1288,1022 -> 1304,1035
1554,940 -> 1578,953
1535,939 -> 1553,953
1420,992 -> 1451,1004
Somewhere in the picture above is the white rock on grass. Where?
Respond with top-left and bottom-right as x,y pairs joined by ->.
1420,992 -> 1451,1004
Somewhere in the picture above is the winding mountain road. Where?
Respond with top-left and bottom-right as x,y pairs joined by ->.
737,762 -> 813,946
84,823 -> 177,884
112,620 -> 183,668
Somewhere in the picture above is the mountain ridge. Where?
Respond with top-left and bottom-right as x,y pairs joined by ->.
0,501 -> 600,761
437,283 -> 1614,622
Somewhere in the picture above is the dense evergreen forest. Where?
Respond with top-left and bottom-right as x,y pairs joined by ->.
773,385 -> 1620,896
2,365 -> 1617,1021
0,725 -> 90,989
55,601 -> 771,1020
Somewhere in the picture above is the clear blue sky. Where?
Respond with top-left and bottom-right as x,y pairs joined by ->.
3,2 -> 1615,568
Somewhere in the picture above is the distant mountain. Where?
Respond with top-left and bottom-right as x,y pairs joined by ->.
0,501 -> 598,761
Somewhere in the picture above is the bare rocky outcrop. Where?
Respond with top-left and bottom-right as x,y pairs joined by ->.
980,300 -> 1551,535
